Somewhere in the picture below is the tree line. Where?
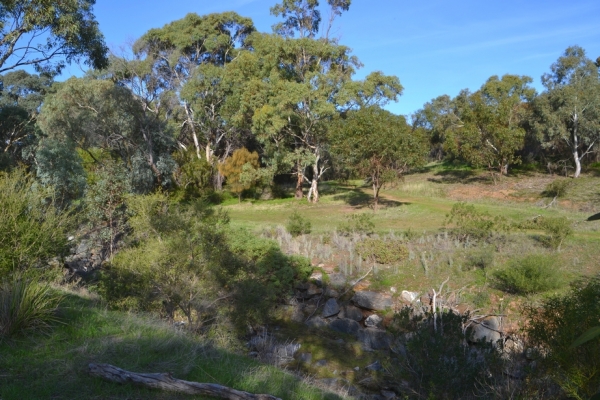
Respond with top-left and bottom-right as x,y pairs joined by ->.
1,0 -> 600,207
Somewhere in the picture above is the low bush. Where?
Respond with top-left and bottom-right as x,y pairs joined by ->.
524,277 -> 600,399
542,178 -> 571,198
445,202 -> 509,242
465,245 -> 495,270
0,276 -> 63,339
356,238 -> 408,265
389,308 -> 502,399
286,210 -> 312,237
337,213 -> 375,236
493,254 -> 563,295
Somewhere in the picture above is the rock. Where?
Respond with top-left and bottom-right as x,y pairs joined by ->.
305,317 -> 328,329
328,273 -> 347,288
310,272 -> 323,286
358,328 -> 393,350
352,291 -> 393,311
325,287 -> 339,298
329,318 -> 361,336
318,378 -> 359,396
314,359 -> 328,367
365,360 -> 383,372
297,352 -> 312,364
364,314 -> 383,327
341,305 -> 364,322
381,390 -> 397,399
469,316 -> 501,345
306,283 -> 323,297
400,290 -> 419,303
322,298 -> 340,318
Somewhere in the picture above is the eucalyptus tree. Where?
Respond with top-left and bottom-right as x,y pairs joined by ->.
230,0 -> 401,202
132,12 -> 255,165
38,77 -> 175,192
445,74 -> 535,177
0,0 -> 107,74
0,70 -> 52,168
534,46 -> 600,177
329,106 -> 427,208
412,94 -> 461,161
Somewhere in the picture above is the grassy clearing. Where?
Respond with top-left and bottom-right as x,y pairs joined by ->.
223,168 -> 600,323
0,290 -> 345,400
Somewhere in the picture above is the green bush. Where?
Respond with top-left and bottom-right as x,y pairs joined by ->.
356,238 -> 408,265
445,202 -> 509,242
524,277 -> 600,399
286,210 -> 312,236
465,246 -> 495,270
337,212 -> 375,236
0,276 -> 63,338
0,169 -> 73,279
389,308 -> 502,399
493,254 -> 563,295
542,178 -> 571,198
539,216 -> 572,251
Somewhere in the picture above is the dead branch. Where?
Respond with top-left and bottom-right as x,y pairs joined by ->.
88,363 -> 281,400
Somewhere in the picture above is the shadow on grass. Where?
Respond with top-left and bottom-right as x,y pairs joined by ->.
587,212 -> 600,222
332,189 -> 407,209
0,292 -> 343,400
427,169 -> 483,184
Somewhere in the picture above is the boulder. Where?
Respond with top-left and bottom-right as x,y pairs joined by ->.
469,316 -> 501,345
329,318 -> 361,336
341,305 -> 364,322
322,298 -> 340,318
352,291 -> 393,311
400,290 -> 419,303
305,317 -> 328,329
358,328 -> 393,350
364,314 -> 383,328
309,271 -> 323,286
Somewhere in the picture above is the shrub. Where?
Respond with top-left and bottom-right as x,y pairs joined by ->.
286,210 -> 311,237
356,238 -> 408,265
539,216 -> 572,251
0,169 -> 73,279
0,276 -> 63,338
389,308 -> 502,399
337,212 -> 375,236
465,245 -> 495,270
524,277 -> 600,399
445,202 -> 509,242
493,254 -> 563,295
542,178 -> 571,198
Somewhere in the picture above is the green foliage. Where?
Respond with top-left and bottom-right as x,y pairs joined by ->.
390,309 -> 501,399
524,277 -> 600,399
0,276 -> 63,339
85,160 -> 130,257
445,202 -> 509,242
173,148 -> 215,200
356,238 -> 408,265
336,213 -> 375,236
0,169 -> 73,279
465,245 -> 495,270
539,216 -> 572,250
444,74 -> 534,175
286,210 -> 312,236
493,253 -> 563,295
0,0 -> 108,74
534,46 -> 600,178
542,178 -> 571,198
328,106 -> 427,206
35,138 -> 87,204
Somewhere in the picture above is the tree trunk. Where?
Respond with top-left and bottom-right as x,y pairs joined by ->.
307,162 -> 320,203
295,162 -> 303,199
372,183 -> 380,211
572,111 -> 582,178
88,363 -> 281,400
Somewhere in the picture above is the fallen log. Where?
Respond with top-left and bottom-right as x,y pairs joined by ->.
88,363 -> 282,400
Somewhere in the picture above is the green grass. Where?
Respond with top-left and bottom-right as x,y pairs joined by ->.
0,290 -> 345,400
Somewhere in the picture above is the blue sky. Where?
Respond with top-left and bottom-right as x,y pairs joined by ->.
73,0 -> 600,117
